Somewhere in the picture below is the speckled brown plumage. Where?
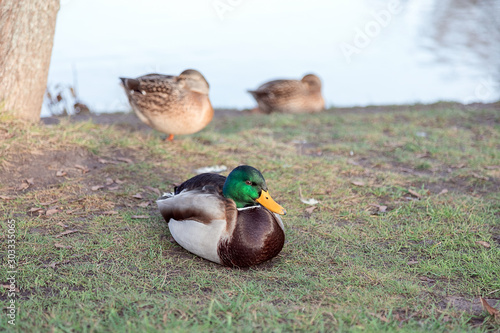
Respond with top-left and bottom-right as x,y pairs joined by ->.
248,74 -> 325,114
120,69 -> 213,137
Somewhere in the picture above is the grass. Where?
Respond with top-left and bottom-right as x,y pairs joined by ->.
1,104 -> 499,332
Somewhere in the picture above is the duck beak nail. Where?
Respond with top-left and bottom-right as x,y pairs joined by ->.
256,190 -> 286,215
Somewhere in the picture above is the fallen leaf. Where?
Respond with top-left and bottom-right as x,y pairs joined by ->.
91,185 -> 104,191
40,199 -> 58,206
46,260 -> 71,269
368,312 -> 389,323
472,173 -> 489,180
108,185 -> 120,191
54,243 -> 72,249
476,241 -> 491,248
45,208 -> 59,216
105,178 -> 114,185
137,201 -> 150,208
75,164 -> 89,173
28,207 -> 44,216
17,182 -> 29,191
132,193 -> 143,199
102,210 -> 118,215
418,276 -> 435,283
408,189 -> 422,199
480,297 -> 500,323
98,158 -> 118,164
131,215 -> 150,219
115,179 -> 126,184
26,178 -> 35,185
456,163 -> 466,168
117,157 -> 133,164
1,284 -> 20,292
417,152 -> 431,158
0,195 -> 14,200
407,260 -> 419,265
55,230 -> 79,238
351,180 -> 365,187
484,165 -> 499,170
57,221 -> 68,228
56,170 -> 67,177
145,186 -> 161,196
437,189 -> 448,195
370,204 -> 387,213
305,206 -> 317,214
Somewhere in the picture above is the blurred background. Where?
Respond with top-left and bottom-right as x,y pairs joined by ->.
42,0 -> 500,116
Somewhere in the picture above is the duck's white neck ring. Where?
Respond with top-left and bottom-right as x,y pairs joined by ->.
237,205 -> 260,211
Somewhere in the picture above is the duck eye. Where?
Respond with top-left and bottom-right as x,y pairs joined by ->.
245,180 -> 252,185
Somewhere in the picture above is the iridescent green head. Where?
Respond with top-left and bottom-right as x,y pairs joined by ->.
222,165 -> 286,215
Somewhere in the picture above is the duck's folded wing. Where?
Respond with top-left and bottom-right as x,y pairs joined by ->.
157,189 -> 236,224
174,173 -> 226,194
255,80 -> 304,99
121,74 -> 176,95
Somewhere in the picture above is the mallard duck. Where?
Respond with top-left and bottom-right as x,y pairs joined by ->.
120,69 -> 213,141
248,74 -> 325,114
157,165 -> 286,267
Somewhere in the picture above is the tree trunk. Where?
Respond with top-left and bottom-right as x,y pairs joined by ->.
0,0 -> 60,121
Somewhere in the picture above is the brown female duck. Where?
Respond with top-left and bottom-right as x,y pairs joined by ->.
248,74 -> 325,114
120,69 -> 213,141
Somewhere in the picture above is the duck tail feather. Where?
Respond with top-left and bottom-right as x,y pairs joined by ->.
157,192 -> 175,201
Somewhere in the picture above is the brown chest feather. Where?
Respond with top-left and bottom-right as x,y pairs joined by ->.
218,207 -> 285,268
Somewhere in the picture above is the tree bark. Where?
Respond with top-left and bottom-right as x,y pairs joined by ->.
0,0 -> 60,121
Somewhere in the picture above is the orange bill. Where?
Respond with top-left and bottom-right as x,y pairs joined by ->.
256,190 -> 286,215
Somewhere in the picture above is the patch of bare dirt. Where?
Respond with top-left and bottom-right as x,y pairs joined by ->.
0,148 -> 100,193
0,147 -> 142,197
344,156 -> 500,197
412,177 -> 500,196
440,296 -> 500,316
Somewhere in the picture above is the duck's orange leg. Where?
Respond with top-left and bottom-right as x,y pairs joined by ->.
165,134 -> 174,141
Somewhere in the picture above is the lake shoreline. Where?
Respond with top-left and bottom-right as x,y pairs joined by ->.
41,100 -> 500,128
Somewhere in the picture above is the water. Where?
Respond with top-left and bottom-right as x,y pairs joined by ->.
42,0 -> 500,116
